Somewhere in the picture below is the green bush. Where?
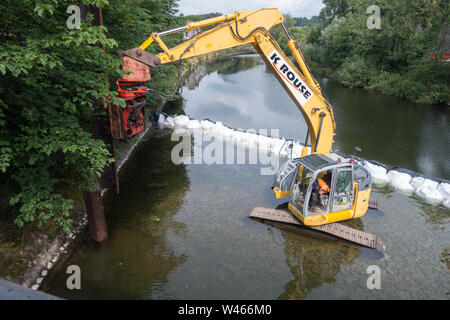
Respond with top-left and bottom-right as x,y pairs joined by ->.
336,56 -> 377,88
368,58 -> 450,104
301,43 -> 328,71
307,0 -> 449,105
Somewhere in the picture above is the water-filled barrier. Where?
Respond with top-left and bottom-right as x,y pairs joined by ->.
157,113 -> 450,209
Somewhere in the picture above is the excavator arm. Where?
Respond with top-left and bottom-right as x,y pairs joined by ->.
121,8 -> 336,154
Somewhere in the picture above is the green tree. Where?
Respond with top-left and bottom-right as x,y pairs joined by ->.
293,16 -> 321,28
319,0 -> 351,25
0,0 -> 179,232
306,0 -> 449,104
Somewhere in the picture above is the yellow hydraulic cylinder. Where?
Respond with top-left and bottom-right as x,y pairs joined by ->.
288,40 -> 320,94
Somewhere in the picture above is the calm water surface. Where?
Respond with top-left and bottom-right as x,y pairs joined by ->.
42,54 -> 449,299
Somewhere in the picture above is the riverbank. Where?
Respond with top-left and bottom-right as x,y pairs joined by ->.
0,45 -> 255,292
307,62 -> 450,107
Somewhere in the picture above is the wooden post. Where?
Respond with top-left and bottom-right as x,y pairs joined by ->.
83,191 -> 108,244
79,4 -> 117,244
93,115 -> 119,193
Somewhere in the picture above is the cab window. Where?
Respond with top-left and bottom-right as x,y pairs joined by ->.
331,169 -> 353,212
290,166 -> 312,212
306,169 -> 332,216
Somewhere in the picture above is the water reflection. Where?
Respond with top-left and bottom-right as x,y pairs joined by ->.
42,132 -> 191,299
178,55 -> 449,299
211,54 -> 263,75
41,54 -> 449,300
184,54 -> 263,91
184,64 -> 206,90
260,202 -> 363,299
319,77 -> 449,179
182,54 -> 309,139
416,201 -> 450,229
184,55 -> 449,179
278,233 -> 360,299
440,248 -> 449,270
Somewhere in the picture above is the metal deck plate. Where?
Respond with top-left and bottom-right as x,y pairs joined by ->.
249,207 -> 385,252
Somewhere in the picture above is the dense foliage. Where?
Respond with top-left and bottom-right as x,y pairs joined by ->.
303,0 -> 449,104
0,0 -> 179,232
293,16 -> 321,28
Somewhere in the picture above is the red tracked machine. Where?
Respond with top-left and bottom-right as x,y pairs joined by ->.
116,79 -> 147,138
109,56 -> 152,139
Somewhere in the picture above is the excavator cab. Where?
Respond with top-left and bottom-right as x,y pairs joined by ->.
273,153 -> 372,226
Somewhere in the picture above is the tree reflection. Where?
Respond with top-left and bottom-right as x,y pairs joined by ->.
270,203 -> 362,299
183,54 -> 263,90
42,133 -> 191,299
417,202 -> 449,230
278,232 -> 360,299
210,55 -> 262,75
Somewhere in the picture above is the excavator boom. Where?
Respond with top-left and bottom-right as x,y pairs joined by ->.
121,8 -> 335,154
118,7 -> 375,231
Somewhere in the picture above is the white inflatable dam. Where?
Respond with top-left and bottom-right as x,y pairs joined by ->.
157,113 -> 450,209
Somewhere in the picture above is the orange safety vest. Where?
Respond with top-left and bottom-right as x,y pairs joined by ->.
318,178 -> 330,194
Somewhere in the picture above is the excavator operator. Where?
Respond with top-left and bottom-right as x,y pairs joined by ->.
311,172 -> 331,210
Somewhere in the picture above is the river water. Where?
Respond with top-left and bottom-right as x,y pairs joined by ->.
42,54 -> 449,299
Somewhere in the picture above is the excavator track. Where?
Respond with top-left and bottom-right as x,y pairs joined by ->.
248,207 -> 385,252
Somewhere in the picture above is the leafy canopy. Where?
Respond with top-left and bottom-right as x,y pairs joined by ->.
0,0 -> 178,232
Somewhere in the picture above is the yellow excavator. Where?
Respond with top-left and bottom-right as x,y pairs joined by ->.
119,8 -> 373,228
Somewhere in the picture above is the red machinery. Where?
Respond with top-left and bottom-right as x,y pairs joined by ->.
116,79 -> 147,138
110,56 -> 151,139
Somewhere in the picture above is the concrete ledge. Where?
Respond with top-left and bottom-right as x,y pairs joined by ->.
0,279 -> 61,300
